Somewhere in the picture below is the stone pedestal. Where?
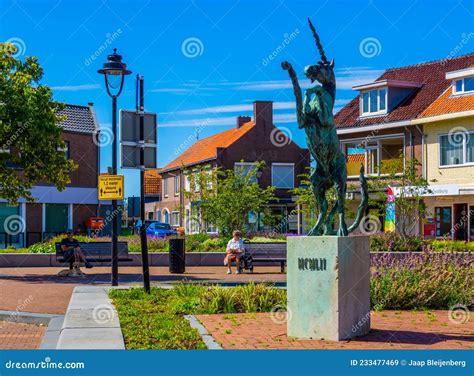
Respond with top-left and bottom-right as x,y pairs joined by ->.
287,236 -> 370,341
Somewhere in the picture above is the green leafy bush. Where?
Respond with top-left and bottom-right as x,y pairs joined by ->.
370,232 -> 428,252
430,240 -> 474,252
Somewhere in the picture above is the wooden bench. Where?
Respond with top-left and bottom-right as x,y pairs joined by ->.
243,242 -> 287,273
55,241 -> 132,269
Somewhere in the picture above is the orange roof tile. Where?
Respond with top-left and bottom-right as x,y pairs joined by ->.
161,121 -> 255,171
420,88 -> 474,118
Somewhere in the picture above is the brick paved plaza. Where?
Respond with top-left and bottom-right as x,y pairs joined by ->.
197,311 -> 474,349
0,321 -> 46,349
0,266 -> 472,350
0,266 -> 285,314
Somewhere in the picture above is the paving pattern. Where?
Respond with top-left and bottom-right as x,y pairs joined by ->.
0,321 -> 46,349
0,266 -> 285,314
197,311 -> 474,349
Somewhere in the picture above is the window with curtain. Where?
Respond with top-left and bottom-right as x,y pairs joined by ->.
440,134 -> 464,166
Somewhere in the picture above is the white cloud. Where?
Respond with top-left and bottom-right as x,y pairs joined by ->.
162,101 -> 297,116
51,84 -> 101,91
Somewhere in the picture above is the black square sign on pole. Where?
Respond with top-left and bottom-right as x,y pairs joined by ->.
119,109 -> 157,169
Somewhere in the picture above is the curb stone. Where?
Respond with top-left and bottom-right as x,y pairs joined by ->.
184,315 -> 222,350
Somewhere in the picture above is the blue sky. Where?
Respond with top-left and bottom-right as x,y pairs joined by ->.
2,0 -> 473,196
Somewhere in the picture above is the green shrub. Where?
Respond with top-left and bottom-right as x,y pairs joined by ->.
27,242 -> 55,253
371,233 -> 427,252
198,237 -> 227,252
198,283 -> 286,314
430,240 -> 474,252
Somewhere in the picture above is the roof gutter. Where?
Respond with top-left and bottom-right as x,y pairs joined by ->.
159,156 -> 217,174
411,110 -> 474,125
336,120 -> 411,135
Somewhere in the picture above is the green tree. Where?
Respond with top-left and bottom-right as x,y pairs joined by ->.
183,162 -> 277,237
0,42 -> 76,203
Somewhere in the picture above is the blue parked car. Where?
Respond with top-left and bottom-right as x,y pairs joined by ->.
145,222 -> 177,237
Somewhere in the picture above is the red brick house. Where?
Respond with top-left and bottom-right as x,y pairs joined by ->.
145,101 -> 310,234
0,104 -> 101,247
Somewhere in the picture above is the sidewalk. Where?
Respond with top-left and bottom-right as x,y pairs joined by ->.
0,266 -> 285,314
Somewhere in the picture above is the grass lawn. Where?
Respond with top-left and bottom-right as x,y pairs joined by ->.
109,283 -> 285,349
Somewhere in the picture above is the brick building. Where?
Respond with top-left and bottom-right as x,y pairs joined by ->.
0,104 -> 101,247
145,101 -> 310,234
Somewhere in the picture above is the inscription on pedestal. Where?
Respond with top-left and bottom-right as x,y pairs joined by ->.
298,258 -> 327,271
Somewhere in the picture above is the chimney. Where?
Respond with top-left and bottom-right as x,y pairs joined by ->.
253,101 -> 273,129
88,102 -> 94,107
236,115 -> 251,128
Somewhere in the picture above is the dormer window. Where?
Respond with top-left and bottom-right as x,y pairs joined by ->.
453,77 -> 474,95
353,79 -> 421,118
446,68 -> 474,96
361,88 -> 387,116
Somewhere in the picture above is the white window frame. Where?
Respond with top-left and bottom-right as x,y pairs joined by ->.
341,134 -> 405,178
271,163 -> 295,189
360,88 -> 388,117
162,208 -> 170,224
452,76 -> 474,95
174,175 -> 180,196
163,178 -> 168,197
171,211 -> 180,227
438,131 -> 474,168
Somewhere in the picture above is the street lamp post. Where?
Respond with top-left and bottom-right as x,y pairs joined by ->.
98,49 -> 132,286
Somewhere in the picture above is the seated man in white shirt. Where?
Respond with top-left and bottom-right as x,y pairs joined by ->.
224,230 -> 245,274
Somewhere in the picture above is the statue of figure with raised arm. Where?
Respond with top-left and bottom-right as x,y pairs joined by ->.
282,18 -> 368,236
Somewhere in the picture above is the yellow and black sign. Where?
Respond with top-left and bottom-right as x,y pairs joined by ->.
98,175 -> 124,200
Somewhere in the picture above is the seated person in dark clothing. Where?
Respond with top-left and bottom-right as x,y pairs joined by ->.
60,230 -> 93,269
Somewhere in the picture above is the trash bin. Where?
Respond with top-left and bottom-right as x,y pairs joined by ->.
169,238 -> 185,273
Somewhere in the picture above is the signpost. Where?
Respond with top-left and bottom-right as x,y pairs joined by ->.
118,75 -> 155,293
98,175 -> 124,200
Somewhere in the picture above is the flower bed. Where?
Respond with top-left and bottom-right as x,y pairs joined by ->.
110,283 -> 285,349
371,250 -> 473,310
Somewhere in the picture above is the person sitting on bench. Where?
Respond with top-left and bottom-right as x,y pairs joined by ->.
224,230 -> 245,274
60,230 -> 93,269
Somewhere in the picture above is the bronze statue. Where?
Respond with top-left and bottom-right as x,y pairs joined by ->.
282,18 -> 368,236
